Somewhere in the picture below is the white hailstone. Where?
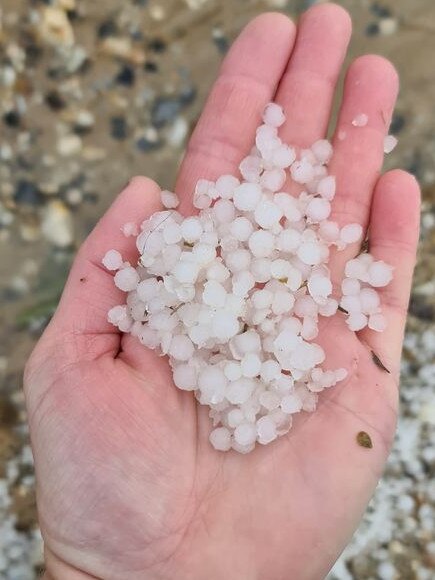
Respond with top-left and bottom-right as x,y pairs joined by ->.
256,416 -> 277,444
207,260 -> 230,282
213,199 -> 236,223
290,158 -> 315,184
344,258 -> 369,281
341,278 -> 361,296
241,353 -> 262,378
209,427 -> 232,451
181,217 -> 203,243
226,408 -> 245,428
317,176 -> 336,201
226,378 -> 256,404
281,393 -> 303,414
301,316 -> 318,340
163,222 -> 182,245
114,266 -> 139,291
203,280 -> 227,308
384,135 -> 398,154
335,368 -> 348,382
297,241 -> 324,266
231,330 -> 261,356
230,217 -> 254,241
232,270 -> 256,297
340,294 -> 362,313
306,198 -> 331,222
263,102 -> 285,127
272,145 -> 296,168
273,329 -> 301,353
225,249 -> 251,273
308,275 -> 332,299
173,261 -> 199,284
192,244 -> 216,266
254,199 -> 283,229
276,228 -> 301,252
272,291 -> 295,315
108,305 -> 128,325
251,289 -> 273,309
270,259 -> 290,280
250,258 -> 272,283
194,193 -> 212,209
234,423 -> 257,446
368,313 -> 387,332
359,287 -> 380,314
319,298 -> 338,317
318,220 -> 339,243
121,222 -> 139,237
172,363 -> 197,390
239,155 -> 263,182
311,139 -> 333,164
260,360 -> 281,382
261,168 -> 287,192
368,261 -> 394,287
340,223 -> 363,245
161,189 -> 179,209
233,182 -> 262,211
352,113 -> 368,127
198,366 -> 227,401
211,311 -> 240,341
137,278 -> 160,301
347,312 -> 368,331
215,174 -> 240,199
248,230 -> 275,258
102,249 -> 123,271
224,361 -> 242,381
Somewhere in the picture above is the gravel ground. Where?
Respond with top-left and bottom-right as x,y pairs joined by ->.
0,0 -> 434,578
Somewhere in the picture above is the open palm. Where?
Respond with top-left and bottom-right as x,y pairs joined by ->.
25,5 -> 420,580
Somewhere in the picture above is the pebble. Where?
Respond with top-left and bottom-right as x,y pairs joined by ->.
58,134 -> 82,156
41,201 -> 74,247
40,7 -> 75,47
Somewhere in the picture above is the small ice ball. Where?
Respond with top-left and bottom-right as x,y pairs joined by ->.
102,249 -> 123,271
239,155 -> 263,183
225,249 -> 252,273
340,223 -> 363,245
114,266 -> 139,291
198,366 -> 227,401
213,198 -> 236,223
335,368 -> 348,382
281,393 -> 303,414
260,360 -> 281,382
359,287 -> 381,314
137,278 -> 160,302
254,199 -> 283,229
232,330 -> 261,355
306,198 -> 331,222
233,182 -> 262,211
172,363 -> 197,391
270,259 -> 290,280
347,312 -> 368,331
352,113 -> 368,127
226,378 -> 256,404
194,193 -> 212,209
203,280 -> 227,308
344,258 -> 368,280
290,159 -> 315,184
340,294 -> 362,313
234,423 -> 257,446
274,193 -> 302,222
308,275 -> 332,298
317,176 -> 336,201
261,168 -> 287,192
181,217 -> 203,243
318,220 -> 339,243
163,222 -> 182,245
341,278 -> 361,296
161,189 -> 179,209
248,230 -> 275,258
207,260 -> 230,283
230,217 -> 254,241
262,102 -> 285,127
215,174 -> 240,199
232,270 -> 256,296
108,304 -> 128,325
368,313 -> 387,332
251,258 -> 272,283
209,427 -> 232,451
319,298 -> 338,317
211,311 -> 240,341
297,241 -> 324,266
251,289 -> 273,310
276,228 -> 301,252
256,416 -> 277,444
241,353 -> 262,378
311,139 -> 333,164
272,144 -> 296,168
227,408 -> 245,428
272,291 -> 295,315
173,261 -> 200,284
121,222 -> 139,237
224,361 -> 242,382
368,261 -> 394,287
384,135 -> 398,154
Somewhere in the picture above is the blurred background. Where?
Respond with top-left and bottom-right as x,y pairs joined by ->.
0,0 -> 434,578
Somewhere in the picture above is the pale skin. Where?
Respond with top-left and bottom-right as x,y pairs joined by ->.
24,4 -> 421,579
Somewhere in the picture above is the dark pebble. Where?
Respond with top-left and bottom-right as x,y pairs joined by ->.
151,97 -> 181,128
83,192 -> 99,204
370,2 -> 392,18
45,90 -> 66,110
136,136 -> 162,152
97,19 -> 118,39
365,22 -> 380,36
179,84 -> 197,107
409,295 -> 435,321
134,0 -> 149,5
115,65 -> 136,87
212,28 -> 229,54
14,180 -> 43,206
144,61 -> 158,73
3,110 -> 21,128
110,117 -> 128,140
148,38 -> 167,53
406,151 -> 423,180
390,113 -> 406,134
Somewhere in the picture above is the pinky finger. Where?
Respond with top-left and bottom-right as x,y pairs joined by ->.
359,169 -> 420,366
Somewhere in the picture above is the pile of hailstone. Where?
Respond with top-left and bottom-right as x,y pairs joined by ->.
103,103 -> 393,454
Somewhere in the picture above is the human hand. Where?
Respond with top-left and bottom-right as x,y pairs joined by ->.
25,4 -> 420,579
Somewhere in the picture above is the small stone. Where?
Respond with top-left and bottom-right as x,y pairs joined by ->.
41,201 -> 74,248
58,134 -> 82,157
356,431 -> 373,448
